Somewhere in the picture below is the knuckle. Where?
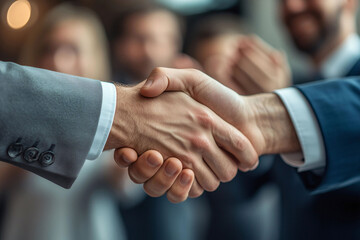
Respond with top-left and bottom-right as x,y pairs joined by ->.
143,185 -> 161,198
233,136 -> 246,152
128,171 -> 142,184
189,188 -> 204,198
195,108 -> 214,129
190,134 -> 211,153
150,67 -> 165,75
221,167 -> 238,183
128,165 -> 147,184
205,180 -> 220,192
178,154 -> 195,169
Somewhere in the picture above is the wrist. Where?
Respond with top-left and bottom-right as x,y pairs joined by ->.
246,93 -> 301,155
104,85 -> 139,150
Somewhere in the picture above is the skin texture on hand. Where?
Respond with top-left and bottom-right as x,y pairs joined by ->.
115,67 -> 301,203
105,81 -> 258,195
142,68 -> 300,154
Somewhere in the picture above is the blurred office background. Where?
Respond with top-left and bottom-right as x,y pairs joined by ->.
1,1 -> 360,240
4,0 -> 360,74
0,0 -> 312,72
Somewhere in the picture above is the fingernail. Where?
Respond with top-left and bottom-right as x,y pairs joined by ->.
143,78 -> 153,88
165,162 -> 178,177
147,155 -> 161,168
180,173 -> 191,186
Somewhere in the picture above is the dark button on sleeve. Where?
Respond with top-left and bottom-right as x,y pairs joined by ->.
23,147 -> 40,163
7,138 -> 24,158
39,152 -> 55,167
39,145 -> 56,167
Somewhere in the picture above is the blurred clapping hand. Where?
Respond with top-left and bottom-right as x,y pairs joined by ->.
216,35 -> 292,95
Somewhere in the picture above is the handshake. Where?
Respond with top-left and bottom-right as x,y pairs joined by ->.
104,68 -> 300,203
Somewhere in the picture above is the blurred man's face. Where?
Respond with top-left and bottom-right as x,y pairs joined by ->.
38,20 -> 99,79
280,0 -> 344,54
114,11 -> 181,82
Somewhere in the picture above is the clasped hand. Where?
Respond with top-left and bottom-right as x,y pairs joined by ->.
107,68 -> 269,203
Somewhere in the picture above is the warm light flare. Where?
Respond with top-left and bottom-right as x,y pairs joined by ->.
7,0 -> 32,29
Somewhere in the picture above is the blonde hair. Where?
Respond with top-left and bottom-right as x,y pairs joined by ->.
20,3 -> 111,82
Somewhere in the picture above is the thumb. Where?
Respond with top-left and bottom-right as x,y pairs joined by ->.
140,67 -> 242,128
140,68 -> 169,97
140,67 -> 201,98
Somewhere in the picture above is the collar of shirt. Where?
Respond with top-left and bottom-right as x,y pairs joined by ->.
320,34 -> 360,79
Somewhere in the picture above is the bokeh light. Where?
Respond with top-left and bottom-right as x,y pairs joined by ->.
7,0 -> 32,29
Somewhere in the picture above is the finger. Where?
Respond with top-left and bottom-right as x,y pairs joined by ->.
270,51 -> 292,87
194,111 -> 239,182
232,64 -> 261,95
240,42 -> 290,91
246,35 -> 275,55
243,40 -> 274,69
181,153 -> 220,192
232,47 -> 263,94
210,112 -> 259,172
128,150 -> 164,184
235,58 -> 271,93
271,50 -> 291,75
140,67 -> 216,99
166,169 -> 194,203
237,46 -> 273,87
143,158 -> 182,197
189,178 -> 204,198
114,148 -> 138,168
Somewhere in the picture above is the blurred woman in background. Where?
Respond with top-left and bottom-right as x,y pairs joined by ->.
21,3 -> 111,81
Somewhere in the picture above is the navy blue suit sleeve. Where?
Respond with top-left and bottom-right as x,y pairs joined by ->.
295,77 -> 360,193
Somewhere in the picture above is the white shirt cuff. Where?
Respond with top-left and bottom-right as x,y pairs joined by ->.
86,82 -> 116,160
274,88 -> 326,172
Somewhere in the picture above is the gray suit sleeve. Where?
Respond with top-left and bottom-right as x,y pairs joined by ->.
0,61 -> 103,188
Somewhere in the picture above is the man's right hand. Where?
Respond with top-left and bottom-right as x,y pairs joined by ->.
104,81 -> 258,196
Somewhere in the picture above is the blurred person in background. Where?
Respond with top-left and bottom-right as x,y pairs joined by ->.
110,4 -> 204,240
111,3 -> 194,85
0,4 -> 141,240
187,14 -> 247,92
187,14 -> 291,96
225,0 -> 360,239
